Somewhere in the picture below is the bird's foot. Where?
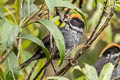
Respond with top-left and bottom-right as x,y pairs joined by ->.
64,58 -> 78,66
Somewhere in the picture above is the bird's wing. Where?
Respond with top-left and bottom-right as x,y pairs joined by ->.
94,57 -> 108,75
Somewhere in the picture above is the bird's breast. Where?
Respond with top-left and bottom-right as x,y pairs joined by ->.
71,30 -> 82,45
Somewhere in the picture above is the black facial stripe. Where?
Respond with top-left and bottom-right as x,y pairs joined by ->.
103,46 -> 120,57
70,17 -> 85,29
67,23 -> 83,33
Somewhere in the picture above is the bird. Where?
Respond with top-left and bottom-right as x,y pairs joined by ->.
94,43 -> 120,80
20,14 -> 85,69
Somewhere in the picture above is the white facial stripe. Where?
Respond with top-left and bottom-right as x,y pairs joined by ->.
69,23 -> 84,32
106,52 -> 120,59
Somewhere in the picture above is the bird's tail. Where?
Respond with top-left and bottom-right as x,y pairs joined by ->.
20,57 -> 35,69
20,47 -> 43,69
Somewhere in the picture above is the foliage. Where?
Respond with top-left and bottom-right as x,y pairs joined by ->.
72,63 -> 114,80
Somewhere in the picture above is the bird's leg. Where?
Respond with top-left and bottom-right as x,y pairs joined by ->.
64,58 -> 73,61
51,60 -> 57,75
64,58 -> 78,66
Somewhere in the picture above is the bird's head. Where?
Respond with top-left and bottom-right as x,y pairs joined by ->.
94,43 -> 120,78
99,43 -> 120,61
64,14 -> 85,33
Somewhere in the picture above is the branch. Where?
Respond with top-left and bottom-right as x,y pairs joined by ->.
22,4 -> 44,28
33,58 -> 53,80
40,68 -> 47,80
114,56 -> 120,68
17,0 -> 23,59
85,0 -> 107,45
56,0 -> 116,76
26,60 -> 39,80
0,45 -> 14,64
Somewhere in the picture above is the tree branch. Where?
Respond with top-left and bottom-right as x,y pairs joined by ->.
40,68 -> 47,80
85,0 -> 107,45
17,0 -> 23,59
0,45 -> 14,64
26,60 -> 39,80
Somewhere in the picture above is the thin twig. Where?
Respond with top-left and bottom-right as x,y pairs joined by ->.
56,63 -> 72,76
33,58 -> 53,80
51,61 -> 57,75
22,21 -> 37,28
17,31 -> 22,60
48,9 -> 57,75
26,60 -> 39,80
113,54 -> 120,80
17,0 -> 23,59
22,4 -> 44,27
56,0 -> 116,76
114,55 -> 120,68
0,45 -> 14,64
22,11 -> 48,28
19,0 -> 23,25
40,68 -> 47,80
85,0 -> 107,45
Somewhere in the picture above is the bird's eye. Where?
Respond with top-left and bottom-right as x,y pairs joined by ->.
70,19 -> 78,25
114,48 -> 119,52
70,19 -> 79,27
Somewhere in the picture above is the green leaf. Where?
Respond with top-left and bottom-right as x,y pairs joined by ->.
37,19 -> 65,65
115,4 -> 120,12
0,9 -> 5,47
22,2 -> 38,18
45,0 -> 87,30
15,0 -> 20,22
21,50 -> 33,72
21,33 -> 50,60
48,76 -> 70,80
31,59 -> 45,79
3,7 -> 17,24
115,1 -> 120,11
116,1 -> 120,4
99,63 -> 114,80
104,25 -> 112,44
0,68 -> 4,80
1,22 -> 20,53
0,0 -> 7,5
0,8 -> 5,20
3,52 -> 19,80
83,64 -> 99,80
76,76 -> 86,80
45,0 -> 75,12
72,65 -> 82,72
0,8 -> 5,26
114,33 -> 120,43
